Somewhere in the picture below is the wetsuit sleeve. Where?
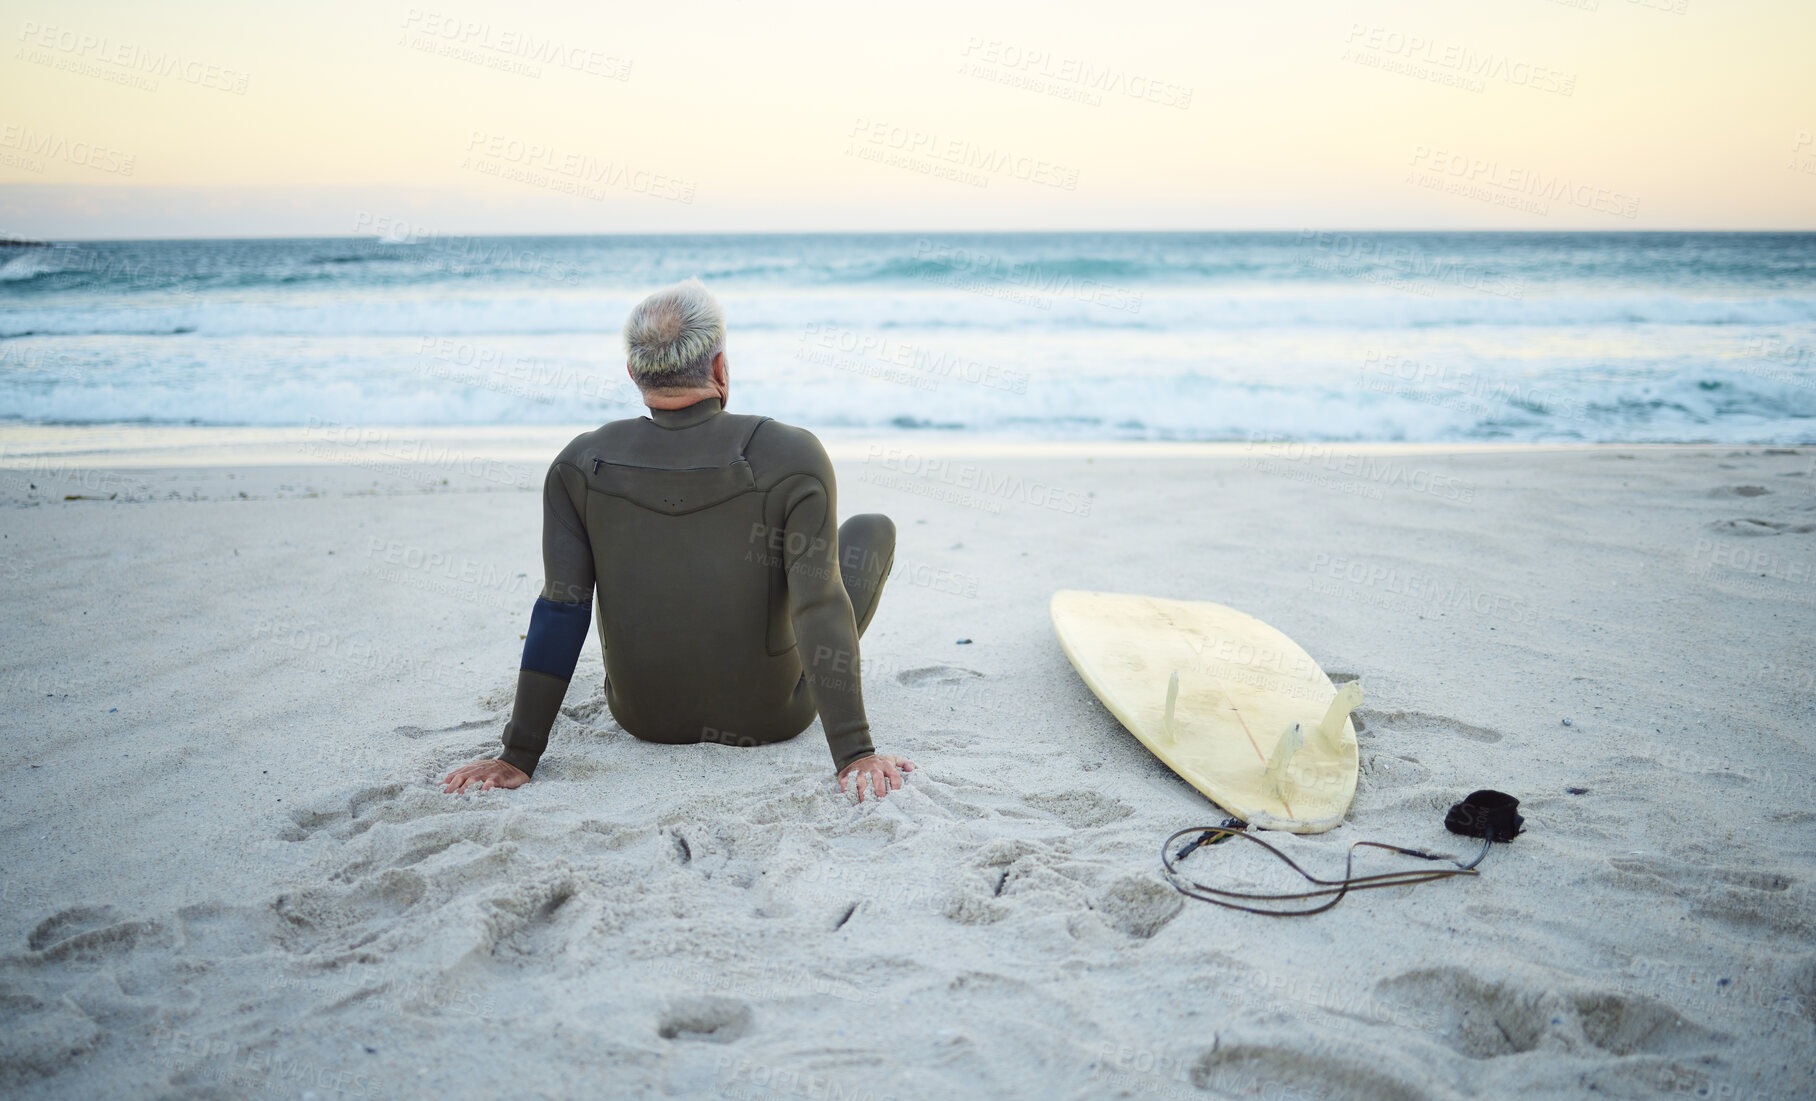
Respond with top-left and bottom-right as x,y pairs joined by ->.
777,455 -> 876,772
498,461 -> 596,778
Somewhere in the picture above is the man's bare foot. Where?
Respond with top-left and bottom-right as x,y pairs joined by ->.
837,754 -> 916,802
441,758 -> 528,794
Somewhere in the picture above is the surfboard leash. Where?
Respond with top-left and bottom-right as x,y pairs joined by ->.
1160,790 -> 1523,917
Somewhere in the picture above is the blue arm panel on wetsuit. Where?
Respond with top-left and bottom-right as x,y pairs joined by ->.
521,596 -> 591,680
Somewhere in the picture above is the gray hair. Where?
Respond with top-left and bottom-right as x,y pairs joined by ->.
623,277 -> 725,389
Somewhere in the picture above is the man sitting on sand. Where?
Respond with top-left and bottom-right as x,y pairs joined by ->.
441,278 -> 915,800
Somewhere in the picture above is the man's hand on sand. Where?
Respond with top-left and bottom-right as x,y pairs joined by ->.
837,754 -> 916,802
441,759 -> 528,794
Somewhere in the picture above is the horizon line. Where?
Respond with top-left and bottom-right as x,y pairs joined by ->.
11,227 -> 1816,245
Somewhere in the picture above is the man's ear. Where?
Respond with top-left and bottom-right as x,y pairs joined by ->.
712,350 -> 728,385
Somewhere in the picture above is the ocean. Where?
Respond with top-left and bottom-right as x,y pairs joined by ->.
1,231 -> 1813,443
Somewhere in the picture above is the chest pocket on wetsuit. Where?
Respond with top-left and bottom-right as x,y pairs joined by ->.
586,458 -> 756,515
582,415 -> 771,515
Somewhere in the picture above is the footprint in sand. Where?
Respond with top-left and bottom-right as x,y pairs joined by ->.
23,906 -> 170,963
896,665 -> 984,687
1190,1037 -> 1429,1101
1608,857 -> 1791,895
1360,753 -> 1430,790
281,783 -> 447,844
1709,517 -> 1816,536
657,996 -> 752,1042
1375,966 -> 1723,1059
26,905 -> 121,953
1359,709 -> 1502,744
489,880 -> 580,959
391,720 -> 493,739
1606,857 -> 1808,936
1093,875 -> 1183,939
1024,790 -> 1135,829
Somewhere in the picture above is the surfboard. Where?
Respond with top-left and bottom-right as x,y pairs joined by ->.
1050,590 -> 1360,834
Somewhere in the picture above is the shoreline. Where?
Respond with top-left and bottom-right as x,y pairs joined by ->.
0,422 -> 1792,469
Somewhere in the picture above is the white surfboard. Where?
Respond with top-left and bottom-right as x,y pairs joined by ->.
1051,590 -> 1360,834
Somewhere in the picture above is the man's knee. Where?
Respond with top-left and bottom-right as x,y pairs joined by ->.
840,513 -> 895,573
842,512 -> 894,544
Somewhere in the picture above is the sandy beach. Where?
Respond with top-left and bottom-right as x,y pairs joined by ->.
2,431 -> 1813,1100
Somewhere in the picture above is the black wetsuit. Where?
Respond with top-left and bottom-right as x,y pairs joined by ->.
496,398 -> 894,777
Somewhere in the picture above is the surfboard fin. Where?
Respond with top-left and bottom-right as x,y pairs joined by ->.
1162,670 -> 1180,743
1264,722 -> 1304,798
1316,682 -> 1364,752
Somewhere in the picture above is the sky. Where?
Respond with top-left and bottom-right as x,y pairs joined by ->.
2,0 -> 1814,238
